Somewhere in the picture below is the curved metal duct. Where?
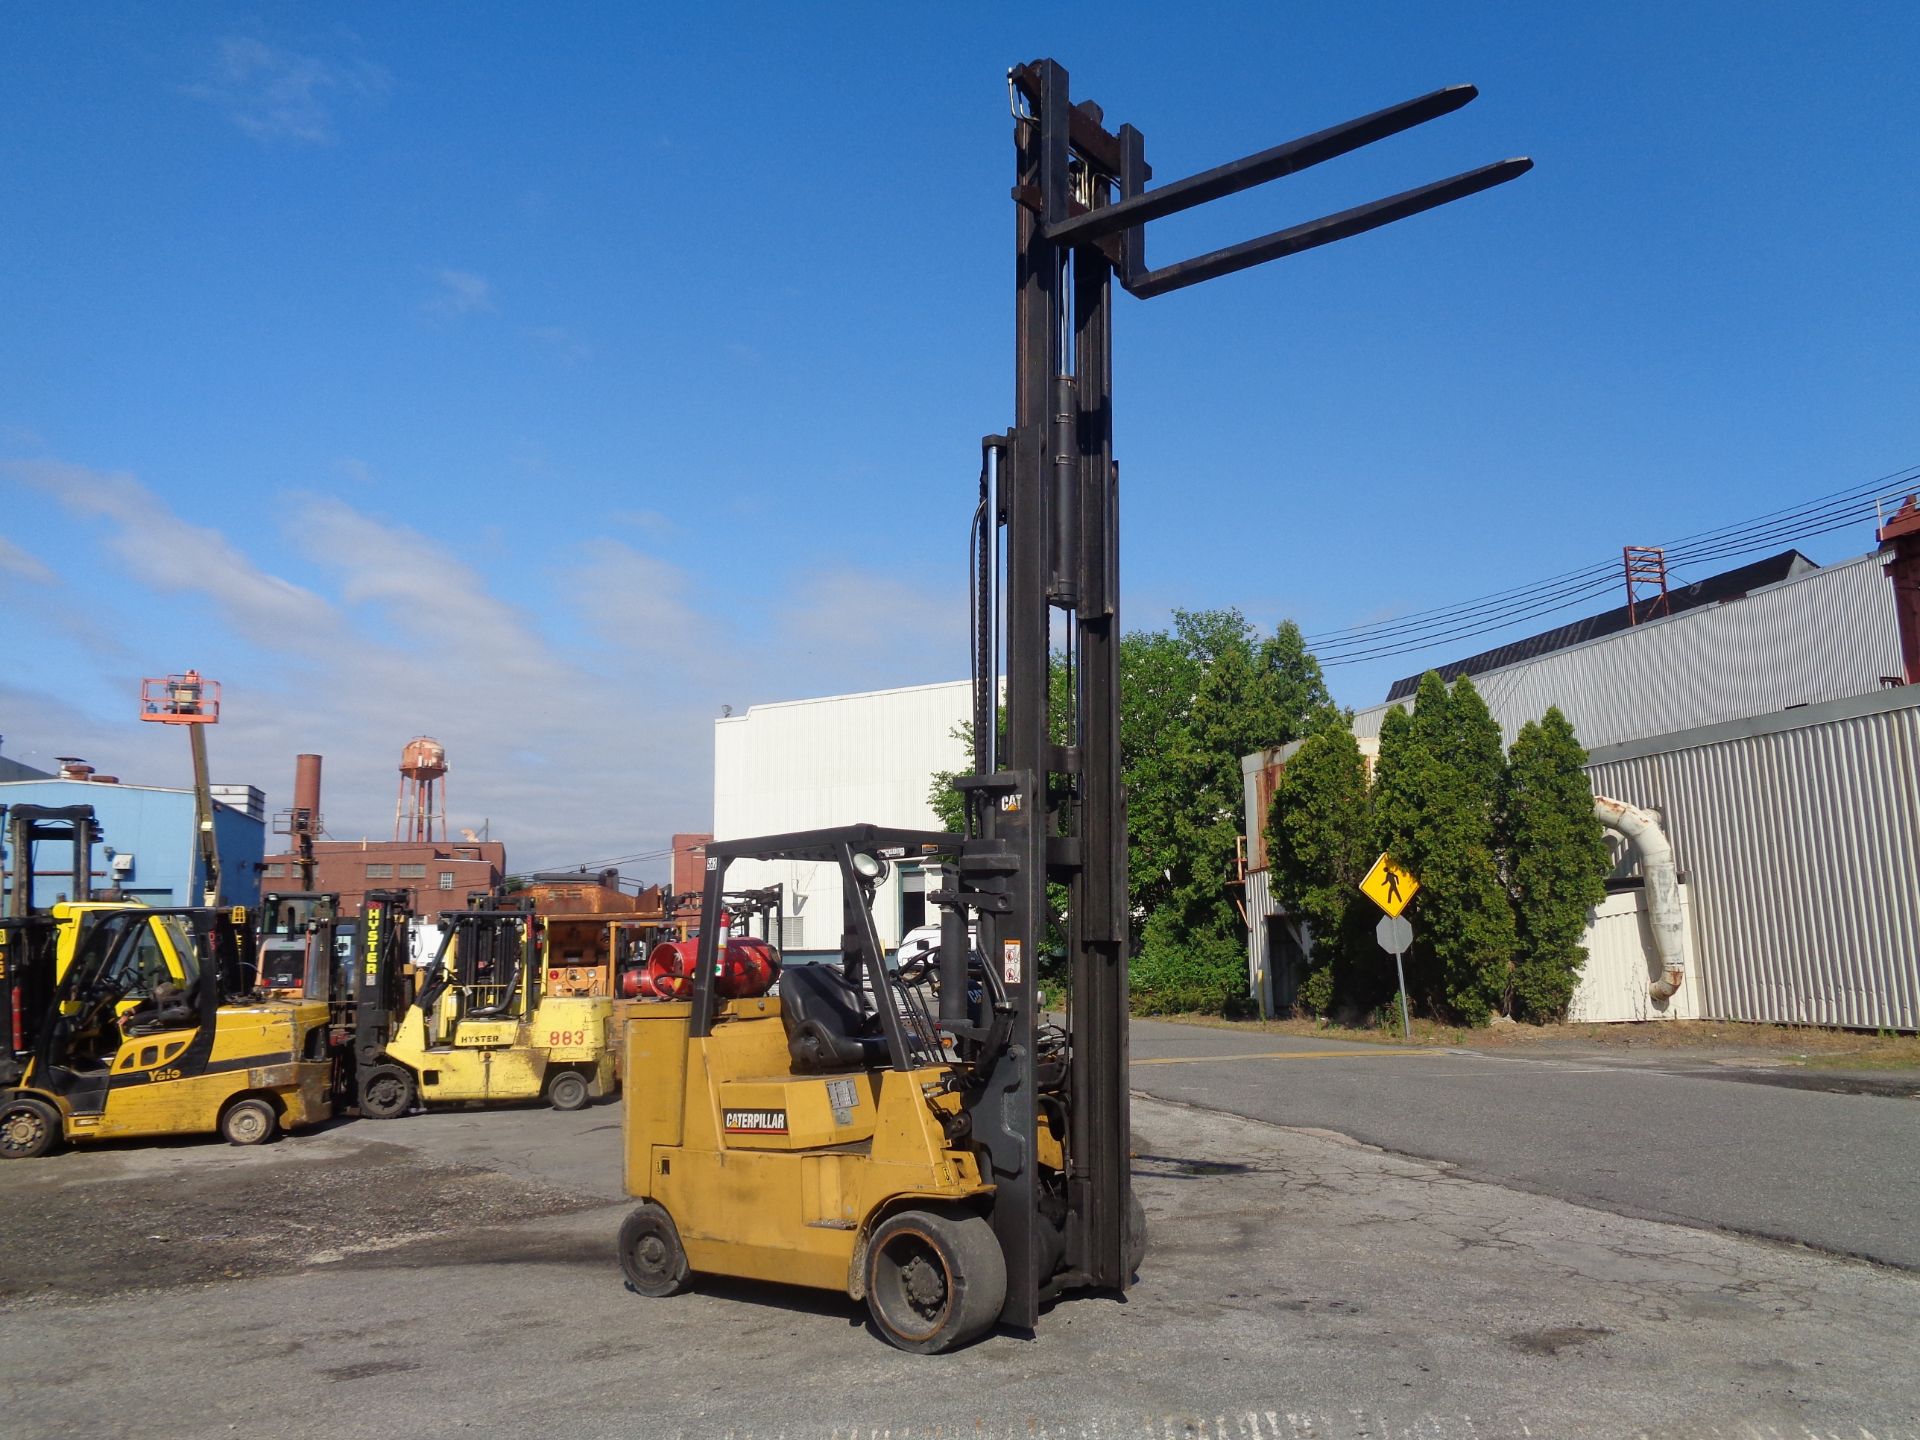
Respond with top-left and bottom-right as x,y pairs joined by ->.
1593,795 -> 1686,1002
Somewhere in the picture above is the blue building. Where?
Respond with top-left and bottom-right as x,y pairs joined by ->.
0,777 -> 265,910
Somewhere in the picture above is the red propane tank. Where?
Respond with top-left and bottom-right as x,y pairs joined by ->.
643,937 -> 782,1001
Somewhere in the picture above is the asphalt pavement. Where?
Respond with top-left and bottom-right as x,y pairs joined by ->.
6,1096 -> 1920,1440
4,1025 -> 1918,1437
1129,1018 -> 1920,1269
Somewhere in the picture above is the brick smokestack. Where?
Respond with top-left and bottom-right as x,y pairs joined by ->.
293,754 -> 323,823
1877,497 -> 1920,685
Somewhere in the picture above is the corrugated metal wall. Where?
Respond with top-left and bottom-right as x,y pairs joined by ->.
1352,552 -> 1900,751
1567,886 -> 1703,1023
1587,688 -> 1920,1030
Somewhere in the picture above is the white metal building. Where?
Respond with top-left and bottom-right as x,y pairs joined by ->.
713,679 -> 973,959
1241,547 -> 1920,1030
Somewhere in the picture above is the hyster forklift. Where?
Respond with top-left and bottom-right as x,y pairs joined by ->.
614,62 -> 1527,1349
0,903 -> 334,1157
349,892 -> 616,1117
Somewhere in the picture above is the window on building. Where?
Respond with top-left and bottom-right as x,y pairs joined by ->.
399,863 -> 426,878
454,847 -> 479,861
438,872 -> 455,890
263,864 -> 285,878
366,864 -> 393,879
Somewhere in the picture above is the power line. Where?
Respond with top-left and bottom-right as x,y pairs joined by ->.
1309,463 -> 1918,668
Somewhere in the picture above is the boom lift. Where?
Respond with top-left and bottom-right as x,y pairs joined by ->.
139,671 -> 224,905
350,892 -> 617,1117
616,60 -> 1528,1350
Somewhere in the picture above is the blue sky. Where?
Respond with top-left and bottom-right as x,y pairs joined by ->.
3,4 -> 1915,874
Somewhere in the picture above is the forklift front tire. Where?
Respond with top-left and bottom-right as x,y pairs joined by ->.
618,1202 -> 690,1297
220,1096 -> 279,1146
864,1208 -> 1007,1354
358,1065 -> 415,1120
547,1069 -> 590,1112
0,1096 -> 61,1160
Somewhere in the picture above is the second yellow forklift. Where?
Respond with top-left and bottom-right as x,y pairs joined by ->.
349,892 -> 616,1117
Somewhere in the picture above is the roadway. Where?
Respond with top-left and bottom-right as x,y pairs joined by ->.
1129,1018 -> 1920,1269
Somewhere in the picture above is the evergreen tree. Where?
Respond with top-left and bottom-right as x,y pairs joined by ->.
1370,673 -> 1517,1024
1266,720 -> 1373,1014
1504,707 -> 1611,1021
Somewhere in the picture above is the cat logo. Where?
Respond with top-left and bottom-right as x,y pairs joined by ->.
723,1108 -> 788,1134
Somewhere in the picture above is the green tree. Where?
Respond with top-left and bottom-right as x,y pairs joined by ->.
927,608 -> 1335,1016
1265,720 -> 1373,1015
1370,673 -> 1516,1025
1503,707 -> 1610,1021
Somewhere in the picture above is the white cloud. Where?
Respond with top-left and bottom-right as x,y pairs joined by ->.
424,269 -> 495,318
181,36 -> 392,145
771,569 -> 968,697
4,461 -> 971,877
6,460 -> 327,640
0,534 -> 54,584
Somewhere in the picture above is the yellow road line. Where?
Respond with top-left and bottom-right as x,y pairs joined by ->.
1133,1047 -> 1447,1066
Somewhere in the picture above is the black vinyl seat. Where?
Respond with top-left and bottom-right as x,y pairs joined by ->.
779,963 -> 889,1073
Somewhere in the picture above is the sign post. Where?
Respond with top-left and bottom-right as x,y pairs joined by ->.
1375,913 -> 1414,1040
1360,853 -> 1420,1040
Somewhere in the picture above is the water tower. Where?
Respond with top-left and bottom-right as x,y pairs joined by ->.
394,737 -> 448,843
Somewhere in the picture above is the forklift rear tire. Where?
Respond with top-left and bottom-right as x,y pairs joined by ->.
547,1069 -> 590,1112
358,1065 -> 415,1120
618,1203 -> 690,1297
864,1208 -> 1006,1354
0,1096 -> 61,1160
220,1096 -> 279,1146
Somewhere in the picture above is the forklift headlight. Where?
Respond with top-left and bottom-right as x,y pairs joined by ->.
851,852 -> 890,886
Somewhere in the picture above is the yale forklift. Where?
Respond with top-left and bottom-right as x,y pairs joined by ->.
614,61 -> 1526,1349
0,903 -> 333,1157
350,892 -> 616,1117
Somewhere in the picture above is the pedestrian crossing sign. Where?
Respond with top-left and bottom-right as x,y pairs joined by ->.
1360,852 -> 1419,917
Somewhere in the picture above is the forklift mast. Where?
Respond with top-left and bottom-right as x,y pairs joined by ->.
5,805 -> 99,916
351,890 -> 417,1067
944,60 -> 1530,1326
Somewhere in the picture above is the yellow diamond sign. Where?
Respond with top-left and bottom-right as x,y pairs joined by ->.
1359,852 -> 1419,918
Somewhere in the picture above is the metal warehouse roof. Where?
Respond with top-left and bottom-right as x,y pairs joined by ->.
1382,550 -> 1819,701
1352,549 -> 1901,752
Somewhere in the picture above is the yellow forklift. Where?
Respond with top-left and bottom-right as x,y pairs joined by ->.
615,59 -> 1526,1349
0,902 -> 334,1156
350,893 -> 615,1117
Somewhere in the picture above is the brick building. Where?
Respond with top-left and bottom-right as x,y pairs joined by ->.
259,837 -> 507,917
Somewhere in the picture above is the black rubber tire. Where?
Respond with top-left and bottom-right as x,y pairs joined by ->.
547,1069 -> 590,1112
865,1208 -> 1006,1354
1127,1189 -> 1148,1278
0,1095 -> 61,1160
220,1096 -> 279,1146
358,1064 -> 415,1120
618,1203 -> 690,1297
